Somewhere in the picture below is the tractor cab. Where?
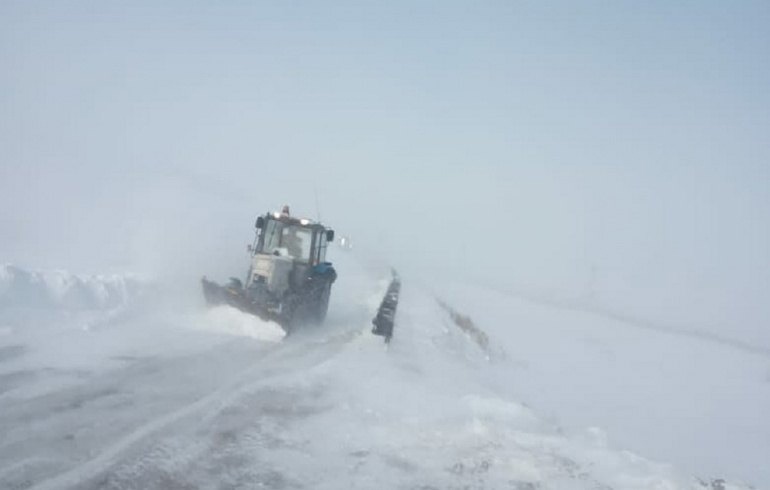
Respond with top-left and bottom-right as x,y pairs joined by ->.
253,211 -> 335,266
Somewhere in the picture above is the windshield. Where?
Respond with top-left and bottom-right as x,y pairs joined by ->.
261,219 -> 313,261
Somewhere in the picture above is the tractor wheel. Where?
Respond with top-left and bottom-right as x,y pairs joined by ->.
314,282 -> 331,323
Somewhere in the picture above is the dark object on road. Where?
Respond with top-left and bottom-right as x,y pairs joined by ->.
372,270 -> 401,343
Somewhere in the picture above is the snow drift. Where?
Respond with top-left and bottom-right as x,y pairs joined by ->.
0,264 -> 145,311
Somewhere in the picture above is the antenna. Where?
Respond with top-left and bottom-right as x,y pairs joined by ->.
314,187 -> 322,222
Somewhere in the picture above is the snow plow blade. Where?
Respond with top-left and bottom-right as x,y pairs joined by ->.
201,276 -> 273,323
372,270 -> 401,343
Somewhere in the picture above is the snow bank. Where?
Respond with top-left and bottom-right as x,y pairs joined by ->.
0,264 -> 145,311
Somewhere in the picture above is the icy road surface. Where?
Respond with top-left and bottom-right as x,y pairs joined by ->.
0,259 -> 761,489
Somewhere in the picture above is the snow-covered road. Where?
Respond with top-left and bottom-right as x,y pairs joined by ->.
0,258 -> 761,489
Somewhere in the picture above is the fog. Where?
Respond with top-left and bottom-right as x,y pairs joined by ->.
3,1 -> 768,348
1,2 -> 770,486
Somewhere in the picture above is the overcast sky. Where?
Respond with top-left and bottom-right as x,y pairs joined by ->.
2,1 -> 768,344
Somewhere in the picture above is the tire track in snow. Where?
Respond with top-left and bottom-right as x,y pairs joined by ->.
27,327 -> 365,490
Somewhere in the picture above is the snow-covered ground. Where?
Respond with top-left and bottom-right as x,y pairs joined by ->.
0,257 -> 763,489
434,280 -> 770,488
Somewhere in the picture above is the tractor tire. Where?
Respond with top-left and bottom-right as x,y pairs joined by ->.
314,282 -> 331,324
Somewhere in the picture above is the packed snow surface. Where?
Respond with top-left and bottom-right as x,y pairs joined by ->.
0,258 -> 763,489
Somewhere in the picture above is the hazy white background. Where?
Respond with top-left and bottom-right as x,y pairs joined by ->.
2,3 -> 770,488
2,3 -> 768,345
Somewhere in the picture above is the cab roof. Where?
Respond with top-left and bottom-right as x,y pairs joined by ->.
265,211 -> 327,231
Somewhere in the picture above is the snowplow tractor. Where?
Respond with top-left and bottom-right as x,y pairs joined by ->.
202,207 -> 337,331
